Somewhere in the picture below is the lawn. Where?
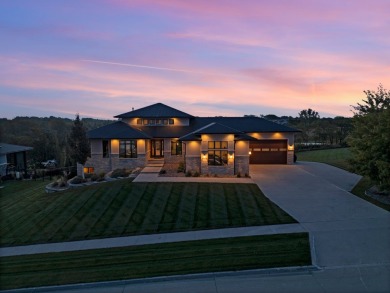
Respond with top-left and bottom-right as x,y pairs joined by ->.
0,180 -> 296,246
0,233 -> 311,290
296,147 -> 352,170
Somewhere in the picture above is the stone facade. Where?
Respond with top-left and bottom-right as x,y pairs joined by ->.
185,156 -> 201,173
83,154 -> 147,174
287,150 -> 294,164
234,155 -> 249,176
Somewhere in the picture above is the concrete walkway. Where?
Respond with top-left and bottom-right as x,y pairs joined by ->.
0,224 -> 303,257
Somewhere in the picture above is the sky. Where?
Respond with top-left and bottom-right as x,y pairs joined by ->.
0,0 -> 389,120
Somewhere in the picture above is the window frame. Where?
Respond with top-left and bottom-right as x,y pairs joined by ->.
102,140 -> 110,158
171,140 -> 182,156
208,141 -> 228,166
119,140 -> 137,158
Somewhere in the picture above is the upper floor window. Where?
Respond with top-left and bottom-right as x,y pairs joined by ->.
119,140 -> 137,158
140,118 -> 174,125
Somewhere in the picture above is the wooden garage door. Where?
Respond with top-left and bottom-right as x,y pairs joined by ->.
249,140 -> 287,164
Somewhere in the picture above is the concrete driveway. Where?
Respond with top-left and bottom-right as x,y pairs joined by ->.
250,162 -> 390,269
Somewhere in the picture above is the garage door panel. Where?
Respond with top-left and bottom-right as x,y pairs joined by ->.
249,140 -> 287,164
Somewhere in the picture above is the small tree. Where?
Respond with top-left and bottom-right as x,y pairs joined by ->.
68,114 -> 90,166
348,84 -> 390,191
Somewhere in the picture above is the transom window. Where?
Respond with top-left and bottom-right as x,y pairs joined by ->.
141,118 -> 174,125
171,140 -> 182,155
208,141 -> 228,166
119,140 -> 137,158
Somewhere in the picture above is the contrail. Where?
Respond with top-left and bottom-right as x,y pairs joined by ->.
81,59 -> 239,77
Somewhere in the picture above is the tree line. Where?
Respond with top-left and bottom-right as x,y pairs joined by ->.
0,116 -> 112,168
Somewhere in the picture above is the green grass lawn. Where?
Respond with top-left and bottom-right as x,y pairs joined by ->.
0,180 -> 296,247
296,147 -> 352,170
0,233 -> 311,290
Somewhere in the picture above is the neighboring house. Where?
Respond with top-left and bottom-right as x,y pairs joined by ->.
85,103 -> 299,176
0,143 -> 33,176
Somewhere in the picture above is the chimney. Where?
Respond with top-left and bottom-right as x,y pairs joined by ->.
132,107 -> 134,111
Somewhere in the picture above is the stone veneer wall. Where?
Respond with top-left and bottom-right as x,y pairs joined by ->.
163,151 -> 184,164
185,156 -> 201,173
287,150 -> 294,164
83,154 -> 147,174
234,155 -> 249,176
201,155 -> 235,175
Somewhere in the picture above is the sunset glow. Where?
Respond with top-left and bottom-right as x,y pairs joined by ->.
1,0 -> 389,119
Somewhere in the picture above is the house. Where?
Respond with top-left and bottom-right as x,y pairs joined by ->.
84,103 -> 298,176
0,143 -> 33,177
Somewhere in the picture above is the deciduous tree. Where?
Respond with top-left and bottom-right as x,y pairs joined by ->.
348,85 -> 390,191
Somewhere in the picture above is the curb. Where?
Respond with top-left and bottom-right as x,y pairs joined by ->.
0,265 -> 320,293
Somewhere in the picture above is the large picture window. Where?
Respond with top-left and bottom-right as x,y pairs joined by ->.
119,140 -> 137,158
208,141 -> 228,166
171,140 -> 182,155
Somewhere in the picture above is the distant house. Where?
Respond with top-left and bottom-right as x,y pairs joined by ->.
84,103 -> 299,176
0,143 -> 33,177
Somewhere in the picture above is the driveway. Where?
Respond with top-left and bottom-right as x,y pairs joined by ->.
250,163 -> 390,268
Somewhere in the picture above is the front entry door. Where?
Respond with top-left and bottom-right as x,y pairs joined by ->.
151,139 -> 164,158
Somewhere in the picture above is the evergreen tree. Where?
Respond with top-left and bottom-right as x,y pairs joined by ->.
68,114 -> 90,165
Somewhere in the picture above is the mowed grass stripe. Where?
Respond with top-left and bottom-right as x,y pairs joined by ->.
175,183 -> 197,230
0,233 -> 311,290
1,182 -> 296,246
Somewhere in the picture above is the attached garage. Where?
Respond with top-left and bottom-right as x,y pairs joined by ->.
249,140 -> 287,164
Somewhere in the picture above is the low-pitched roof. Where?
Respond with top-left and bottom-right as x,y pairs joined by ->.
179,122 -> 258,141
0,143 -> 33,155
115,103 -> 193,119
87,121 -> 151,139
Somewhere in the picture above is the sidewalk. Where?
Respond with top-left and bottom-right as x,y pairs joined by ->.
0,224 -> 303,257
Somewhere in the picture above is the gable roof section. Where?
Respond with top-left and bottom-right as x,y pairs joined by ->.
87,121 -> 151,139
0,143 -> 33,155
115,103 -> 193,118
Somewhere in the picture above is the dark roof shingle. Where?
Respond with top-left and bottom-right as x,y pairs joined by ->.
87,121 -> 151,139
115,103 -> 193,118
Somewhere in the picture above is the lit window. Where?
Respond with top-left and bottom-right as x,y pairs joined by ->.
171,140 -> 182,155
119,140 -> 137,158
208,141 -> 228,166
83,167 -> 94,174
169,119 -> 174,125
136,119 -> 142,125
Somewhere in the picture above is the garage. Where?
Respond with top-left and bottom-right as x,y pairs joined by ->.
249,140 -> 287,164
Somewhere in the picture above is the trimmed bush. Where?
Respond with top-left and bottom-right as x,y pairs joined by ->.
111,168 -> 131,178
70,176 -> 86,184
177,161 -> 185,173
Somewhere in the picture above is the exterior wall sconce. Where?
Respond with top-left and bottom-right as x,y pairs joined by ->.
201,150 -> 207,159
249,151 -> 252,155
288,145 -> 294,151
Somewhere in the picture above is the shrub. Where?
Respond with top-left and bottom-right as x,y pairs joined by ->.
193,171 -> 200,177
70,176 -> 86,184
245,173 -> 250,178
97,172 -> 106,182
237,172 -> 241,178
159,169 -> 167,174
177,161 -> 185,173
185,171 -> 192,177
90,173 -> 99,181
111,168 -> 131,178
